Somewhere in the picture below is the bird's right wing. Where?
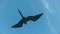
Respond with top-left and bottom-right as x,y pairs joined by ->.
29,13 -> 43,21
11,20 -> 23,28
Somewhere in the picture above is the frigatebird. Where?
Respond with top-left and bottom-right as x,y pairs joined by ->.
11,9 -> 43,28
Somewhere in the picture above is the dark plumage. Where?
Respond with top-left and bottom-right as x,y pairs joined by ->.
11,9 -> 43,28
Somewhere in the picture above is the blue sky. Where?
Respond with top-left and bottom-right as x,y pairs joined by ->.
0,0 -> 60,34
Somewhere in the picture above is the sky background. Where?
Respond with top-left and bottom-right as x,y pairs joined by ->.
0,0 -> 60,34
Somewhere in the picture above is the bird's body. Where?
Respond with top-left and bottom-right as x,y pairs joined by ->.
11,9 -> 43,28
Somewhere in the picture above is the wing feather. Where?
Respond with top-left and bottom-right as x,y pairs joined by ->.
27,13 -> 43,21
11,20 -> 23,28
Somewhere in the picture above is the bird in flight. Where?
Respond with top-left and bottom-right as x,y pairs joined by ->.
11,9 -> 43,28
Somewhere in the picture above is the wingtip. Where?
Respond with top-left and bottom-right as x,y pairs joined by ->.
11,24 -> 22,28
41,13 -> 43,15
38,13 -> 43,17
11,26 -> 20,28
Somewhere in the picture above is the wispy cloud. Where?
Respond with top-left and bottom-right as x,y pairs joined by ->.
43,0 -> 57,34
43,0 -> 54,13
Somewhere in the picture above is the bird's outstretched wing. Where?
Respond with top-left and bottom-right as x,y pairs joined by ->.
11,20 -> 23,28
27,13 -> 43,21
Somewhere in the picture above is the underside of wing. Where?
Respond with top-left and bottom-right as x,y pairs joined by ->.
11,20 -> 23,28
30,13 -> 43,21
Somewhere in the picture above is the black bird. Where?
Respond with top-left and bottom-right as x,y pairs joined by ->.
11,9 -> 43,28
